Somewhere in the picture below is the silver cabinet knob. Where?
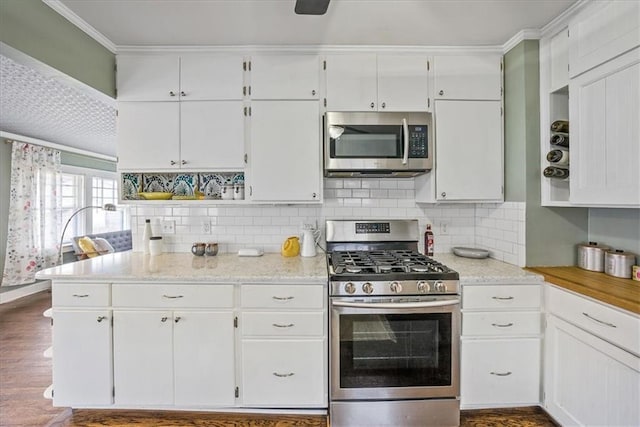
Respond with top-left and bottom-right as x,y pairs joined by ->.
381,102 -> 386,109
180,91 -> 186,97
312,192 -> 317,199
97,316 -> 107,322
174,316 -> 182,323
161,317 -> 168,322
438,90 -> 444,96
169,91 -> 176,97
170,160 -> 177,165
181,160 -> 187,165
311,90 -> 316,95
441,192 -> 446,198
370,102 -> 375,109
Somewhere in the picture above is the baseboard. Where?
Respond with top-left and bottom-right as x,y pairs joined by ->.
0,280 -> 51,304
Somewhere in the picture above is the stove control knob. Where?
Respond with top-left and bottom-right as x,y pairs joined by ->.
390,281 -> 402,293
417,281 -> 429,293
362,282 -> 374,294
434,281 -> 446,293
344,282 -> 356,294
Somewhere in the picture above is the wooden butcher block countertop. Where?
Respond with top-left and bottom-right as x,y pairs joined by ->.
527,266 -> 640,315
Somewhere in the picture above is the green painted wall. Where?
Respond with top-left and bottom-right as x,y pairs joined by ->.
0,0 -> 115,97
61,152 -> 116,172
504,40 -> 588,266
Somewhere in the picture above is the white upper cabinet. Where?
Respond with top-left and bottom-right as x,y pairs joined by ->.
325,54 -> 430,111
325,54 -> 378,111
549,28 -> 570,91
434,54 -> 502,100
569,48 -> 640,207
249,100 -> 321,202
377,54 -> 430,111
180,55 -> 244,100
117,55 -> 180,101
434,100 -> 503,202
117,54 -> 244,101
569,0 -> 640,78
249,54 -> 320,100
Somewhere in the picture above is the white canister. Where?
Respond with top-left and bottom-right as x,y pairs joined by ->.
233,184 -> 244,200
149,236 -> 163,256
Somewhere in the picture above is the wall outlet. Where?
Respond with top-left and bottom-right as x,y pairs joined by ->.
162,220 -> 175,234
202,221 -> 211,234
440,220 -> 450,235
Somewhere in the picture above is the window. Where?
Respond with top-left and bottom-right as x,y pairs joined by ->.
60,166 -> 129,244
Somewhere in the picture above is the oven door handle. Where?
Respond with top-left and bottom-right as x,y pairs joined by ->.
332,299 -> 460,309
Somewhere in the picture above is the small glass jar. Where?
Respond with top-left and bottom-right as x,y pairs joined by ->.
149,236 -> 163,256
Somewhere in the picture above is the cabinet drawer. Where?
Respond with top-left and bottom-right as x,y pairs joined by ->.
546,285 -> 640,356
461,338 -> 540,406
241,284 -> 324,309
53,283 -> 110,307
242,312 -> 324,337
241,339 -> 326,407
112,284 -> 234,308
463,312 -> 541,337
462,285 -> 541,310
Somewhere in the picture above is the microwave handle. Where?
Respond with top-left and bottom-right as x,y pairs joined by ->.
402,118 -> 409,165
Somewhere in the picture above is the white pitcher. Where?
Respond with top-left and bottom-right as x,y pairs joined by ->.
300,228 -> 320,257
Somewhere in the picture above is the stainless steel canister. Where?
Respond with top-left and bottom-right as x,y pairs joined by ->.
604,249 -> 636,279
577,242 -> 610,272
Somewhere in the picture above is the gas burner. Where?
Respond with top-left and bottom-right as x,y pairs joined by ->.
346,266 -> 362,273
410,265 -> 429,272
378,265 -> 393,273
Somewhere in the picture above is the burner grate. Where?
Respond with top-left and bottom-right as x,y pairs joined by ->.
330,250 -> 452,275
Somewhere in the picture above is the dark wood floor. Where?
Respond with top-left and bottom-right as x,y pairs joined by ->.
0,291 -> 559,427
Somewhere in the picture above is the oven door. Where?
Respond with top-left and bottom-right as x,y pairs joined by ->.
330,296 -> 460,401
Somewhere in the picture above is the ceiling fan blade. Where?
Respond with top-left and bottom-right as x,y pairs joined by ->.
295,0 -> 330,15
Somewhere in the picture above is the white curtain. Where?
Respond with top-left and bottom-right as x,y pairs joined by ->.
2,142 -> 61,287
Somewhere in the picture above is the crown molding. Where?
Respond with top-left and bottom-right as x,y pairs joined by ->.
502,29 -> 541,54
42,0 -> 117,53
540,0 -> 590,38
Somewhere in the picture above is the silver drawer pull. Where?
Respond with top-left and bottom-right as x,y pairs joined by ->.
492,296 -> 514,300
272,296 -> 294,301
582,312 -> 617,328
272,323 -> 294,328
490,371 -> 512,376
72,294 -> 89,298
273,372 -> 295,378
492,322 -> 514,328
163,295 -> 184,299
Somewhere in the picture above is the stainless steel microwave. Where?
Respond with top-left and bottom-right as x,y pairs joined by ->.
324,111 -> 433,178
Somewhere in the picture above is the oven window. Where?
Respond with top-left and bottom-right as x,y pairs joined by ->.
339,313 -> 452,388
331,125 -> 402,158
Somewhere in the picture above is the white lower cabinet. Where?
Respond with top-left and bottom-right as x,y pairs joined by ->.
461,338 -> 540,406
112,310 -> 235,407
544,285 -> 640,426
52,309 -> 113,406
239,284 -> 327,407
242,339 -> 325,406
460,282 -> 542,408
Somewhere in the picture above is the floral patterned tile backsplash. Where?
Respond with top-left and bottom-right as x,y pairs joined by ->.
122,172 -> 244,200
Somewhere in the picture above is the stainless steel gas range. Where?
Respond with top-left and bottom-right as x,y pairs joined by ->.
326,219 -> 461,427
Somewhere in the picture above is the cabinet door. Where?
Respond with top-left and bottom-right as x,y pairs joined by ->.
545,315 -> 640,426
377,55 -> 430,112
325,54 -> 377,111
180,101 -> 245,170
250,55 -> 320,100
435,100 -> 503,201
52,310 -> 112,406
249,101 -> 321,202
569,0 -> 640,78
113,310 -> 173,405
117,102 -> 180,170
461,338 -> 540,407
434,55 -> 502,100
180,55 -> 244,100
241,339 -> 326,407
174,311 -> 235,406
569,50 -> 640,206
549,28 -> 570,91
117,55 -> 180,101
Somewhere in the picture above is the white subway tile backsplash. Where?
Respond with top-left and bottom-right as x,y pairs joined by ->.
343,179 -> 361,189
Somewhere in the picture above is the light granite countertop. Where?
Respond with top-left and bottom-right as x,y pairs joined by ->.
36,251 -> 542,285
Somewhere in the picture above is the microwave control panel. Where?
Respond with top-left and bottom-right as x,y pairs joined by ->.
408,125 -> 428,158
